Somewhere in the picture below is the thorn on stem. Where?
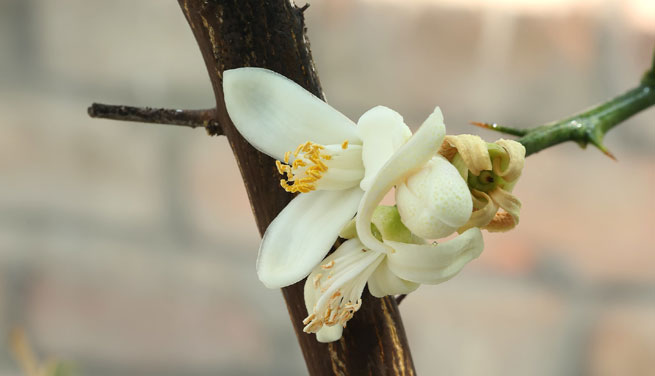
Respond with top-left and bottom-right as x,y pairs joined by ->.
587,131 -> 618,161
602,148 -> 617,161
471,121 -> 492,130
592,141 -> 617,161
470,121 -> 528,137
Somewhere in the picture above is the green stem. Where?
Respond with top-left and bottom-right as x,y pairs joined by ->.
480,49 -> 655,158
518,82 -> 655,157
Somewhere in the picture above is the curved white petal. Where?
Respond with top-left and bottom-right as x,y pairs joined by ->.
316,325 -> 344,343
458,190 -> 498,233
257,187 -> 364,288
314,144 -> 364,190
356,107 -> 446,254
396,155 -> 472,239
442,134 -> 491,176
385,228 -> 484,284
489,187 -> 521,224
357,106 -> 412,191
223,68 -> 361,161
493,139 -> 526,182
368,259 -> 420,298
303,261 -> 345,343
303,238 -> 383,342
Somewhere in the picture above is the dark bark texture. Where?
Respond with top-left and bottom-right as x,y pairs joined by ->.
178,1 -> 416,374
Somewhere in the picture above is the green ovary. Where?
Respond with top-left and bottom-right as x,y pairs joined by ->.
467,169 -> 505,192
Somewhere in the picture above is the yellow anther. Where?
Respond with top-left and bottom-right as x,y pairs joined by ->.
321,260 -> 335,269
292,159 -> 306,169
276,140 -> 332,194
293,143 -> 305,157
341,140 -> 348,149
275,160 -> 288,175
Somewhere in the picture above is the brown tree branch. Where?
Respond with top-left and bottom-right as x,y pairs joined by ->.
88,103 -> 223,135
177,1 -> 416,375
88,1 -> 416,374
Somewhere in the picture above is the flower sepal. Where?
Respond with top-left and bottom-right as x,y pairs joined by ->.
340,206 -> 423,245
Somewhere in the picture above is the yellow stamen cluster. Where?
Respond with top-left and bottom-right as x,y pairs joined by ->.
276,141 -> 334,193
303,260 -> 363,334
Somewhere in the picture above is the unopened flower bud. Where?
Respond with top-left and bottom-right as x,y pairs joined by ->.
395,155 -> 473,239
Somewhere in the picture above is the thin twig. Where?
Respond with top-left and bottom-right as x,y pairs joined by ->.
88,103 -> 223,136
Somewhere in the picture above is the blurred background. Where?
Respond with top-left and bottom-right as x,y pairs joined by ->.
0,0 -> 653,375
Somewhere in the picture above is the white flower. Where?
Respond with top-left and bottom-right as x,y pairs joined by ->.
224,68 -> 485,343
302,108 -> 483,342
303,206 -> 483,342
224,67 -> 421,288
353,107 -> 474,256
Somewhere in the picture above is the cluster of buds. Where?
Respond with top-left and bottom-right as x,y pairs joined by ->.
392,133 -> 526,241
439,135 -> 526,232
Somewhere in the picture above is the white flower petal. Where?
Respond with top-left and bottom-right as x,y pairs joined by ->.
303,238 -> 383,342
458,190 -> 498,233
385,228 -> 484,284
316,325 -> 344,343
483,187 -> 521,232
442,134 -> 491,175
257,186 -> 364,288
493,139 -> 526,182
368,258 -> 419,298
356,107 -> 446,254
314,144 -> 364,190
489,187 -> 521,224
303,257 -> 346,343
396,155 -> 472,239
223,68 -> 361,161
313,247 -> 381,314
357,106 -> 412,191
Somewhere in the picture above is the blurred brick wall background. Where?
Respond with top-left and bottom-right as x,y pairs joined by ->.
0,0 -> 653,375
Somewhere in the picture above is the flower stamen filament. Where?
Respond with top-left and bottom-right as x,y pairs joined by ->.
277,140 -> 349,194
